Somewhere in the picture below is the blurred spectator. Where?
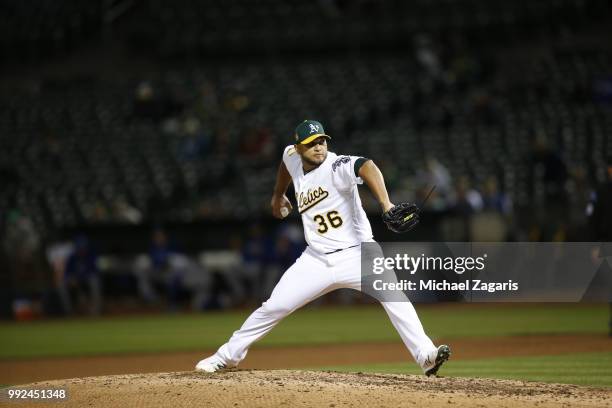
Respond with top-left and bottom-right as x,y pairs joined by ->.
133,81 -> 158,120
179,116 -> 212,161
3,210 -> 41,261
132,81 -> 184,121
471,177 -> 512,242
3,210 -> 47,319
58,235 -> 102,315
449,176 -> 483,215
224,93 -> 250,114
44,236 -> 74,316
441,177 -> 483,241
197,224 -> 276,307
46,238 -> 74,289
111,197 -> 143,224
85,200 -> 110,223
481,176 -> 512,215
416,157 -> 452,199
262,225 -> 305,298
531,137 -> 569,240
239,126 -> 275,164
240,223 -> 272,301
134,228 -> 211,310
3,210 -> 44,286
134,228 -> 176,303
531,138 -> 569,204
414,34 -> 442,78
194,81 -> 220,121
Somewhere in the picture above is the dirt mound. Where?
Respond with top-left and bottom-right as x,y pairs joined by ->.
13,370 -> 611,408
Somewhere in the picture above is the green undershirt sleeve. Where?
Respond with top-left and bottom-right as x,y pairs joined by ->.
354,157 -> 371,177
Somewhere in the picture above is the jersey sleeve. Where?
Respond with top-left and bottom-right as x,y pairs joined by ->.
331,155 -> 369,191
282,145 -> 300,179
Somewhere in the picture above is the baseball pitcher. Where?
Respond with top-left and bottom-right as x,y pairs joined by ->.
196,120 -> 450,376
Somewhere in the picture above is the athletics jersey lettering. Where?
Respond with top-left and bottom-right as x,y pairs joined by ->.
297,186 -> 329,213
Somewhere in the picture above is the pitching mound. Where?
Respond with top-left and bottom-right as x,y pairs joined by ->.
16,370 -> 611,408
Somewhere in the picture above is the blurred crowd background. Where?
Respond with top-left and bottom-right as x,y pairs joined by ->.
1,0 -> 611,319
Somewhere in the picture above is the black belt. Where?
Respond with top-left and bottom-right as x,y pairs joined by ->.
325,244 -> 360,255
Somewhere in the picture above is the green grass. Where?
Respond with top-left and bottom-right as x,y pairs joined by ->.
0,304 -> 608,360
315,352 -> 612,387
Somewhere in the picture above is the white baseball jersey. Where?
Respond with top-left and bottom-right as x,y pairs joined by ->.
282,145 -> 373,254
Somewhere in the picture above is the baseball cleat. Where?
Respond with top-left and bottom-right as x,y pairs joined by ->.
424,345 -> 451,377
195,355 -> 228,373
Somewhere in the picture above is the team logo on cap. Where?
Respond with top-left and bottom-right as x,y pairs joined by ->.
309,124 -> 320,133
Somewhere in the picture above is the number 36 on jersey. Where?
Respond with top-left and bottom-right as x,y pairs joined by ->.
313,210 -> 343,234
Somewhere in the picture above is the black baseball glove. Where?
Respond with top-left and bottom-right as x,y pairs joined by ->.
382,203 -> 420,233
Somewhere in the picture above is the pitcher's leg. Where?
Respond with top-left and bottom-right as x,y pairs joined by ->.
213,251 -> 333,367
332,246 -> 438,369
379,301 -> 437,366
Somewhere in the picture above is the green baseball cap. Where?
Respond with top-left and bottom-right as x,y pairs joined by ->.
294,120 -> 331,144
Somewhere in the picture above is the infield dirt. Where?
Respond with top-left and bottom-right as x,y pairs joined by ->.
9,370 -> 611,408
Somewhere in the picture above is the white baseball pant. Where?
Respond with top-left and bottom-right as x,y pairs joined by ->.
214,244 -> 438,369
